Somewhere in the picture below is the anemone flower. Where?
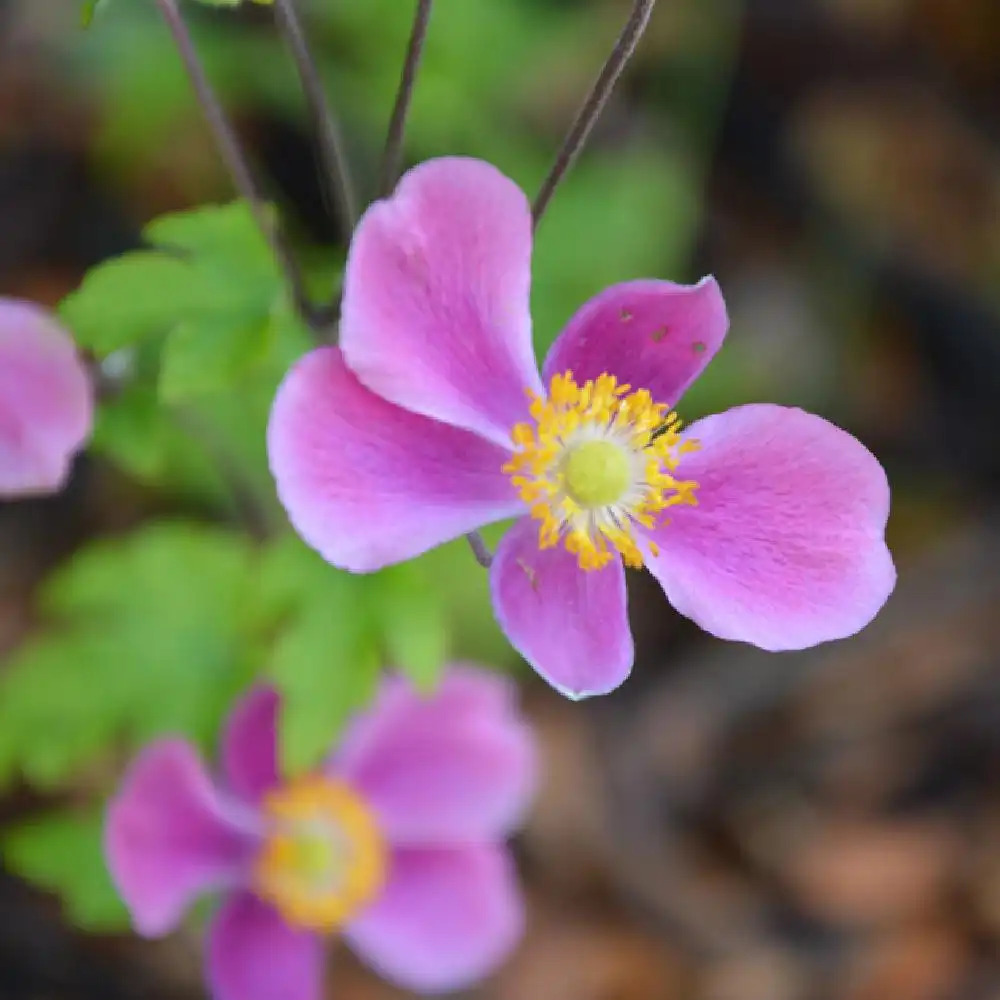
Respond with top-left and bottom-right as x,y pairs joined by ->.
106,667 -> 536,999
268,157 -> 895,699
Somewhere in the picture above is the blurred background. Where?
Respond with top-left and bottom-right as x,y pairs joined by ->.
1,0 -> 1000,998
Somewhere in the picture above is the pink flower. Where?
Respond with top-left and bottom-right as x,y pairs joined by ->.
105,667 -> 536,999
268,157 -> 895,700
0,299 -> 93,497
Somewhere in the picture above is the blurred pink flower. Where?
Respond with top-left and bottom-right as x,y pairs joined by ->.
105,667 -> 536,1000
0,299 -> 92,496
268,157 -> 895,700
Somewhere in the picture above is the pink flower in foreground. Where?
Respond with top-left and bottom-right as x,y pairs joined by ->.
105,668 -> 536,1000
0,299 -> 92,496
268,157 -> 895,700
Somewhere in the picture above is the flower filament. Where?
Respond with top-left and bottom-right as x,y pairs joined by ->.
504,371 -> 699,571
253,776 -> 385,932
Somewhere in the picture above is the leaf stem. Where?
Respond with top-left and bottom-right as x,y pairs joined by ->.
378,0 -> 433,198
466,530 -> 494,569
532,0 -> 658,226
154,0 -> 318,327
272,0 -> 359,236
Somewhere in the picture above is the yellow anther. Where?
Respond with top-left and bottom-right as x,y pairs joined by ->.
503,371 -> 699,571
253,776 -> 385,932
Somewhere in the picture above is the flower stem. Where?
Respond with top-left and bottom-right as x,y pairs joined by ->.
272,0 -> 359,237
378,0 -> 433,198
532,0 -> 657,227
466,530 -> 494,569
154,0 -> 319,327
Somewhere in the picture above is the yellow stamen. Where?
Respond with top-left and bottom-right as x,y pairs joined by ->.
503,371 -> 699,571
253,776 -> 385,932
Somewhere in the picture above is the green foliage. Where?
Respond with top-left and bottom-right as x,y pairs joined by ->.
80,0 -> 109,28
61,202 -> 289,399
0,523 -> 262,789
257,536 -> 450,770
60,201 -> 314,506
1,811 -> 128,931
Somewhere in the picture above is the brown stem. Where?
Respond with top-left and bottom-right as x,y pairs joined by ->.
532,0 -> 657,226
154,0 -> 318,327
272,0 -> 359,236
378,0 -> 433,197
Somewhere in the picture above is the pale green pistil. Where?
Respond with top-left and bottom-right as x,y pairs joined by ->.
562,440 -> 630,508
295,831 -> 337,882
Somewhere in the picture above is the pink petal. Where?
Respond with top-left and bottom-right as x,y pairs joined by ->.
0,299 -> 93,496
541,277 -> 728,407
221,685 -> 281,805
340,157 -> 543,447
332,667 -> 536,845
104,740 -> 256,937
346,845 -> 523,994
642,404 -> 896,650
207,892 -> 324,1000
267,347 -> 524,572
489,517 -> 634,699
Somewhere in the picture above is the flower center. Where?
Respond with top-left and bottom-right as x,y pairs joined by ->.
504,371 -> 700,571
562,440 -> 631,508
253,776 -> 385,932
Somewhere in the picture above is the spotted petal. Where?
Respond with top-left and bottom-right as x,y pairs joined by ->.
542,277 -> 728,407
0,299 -> 93,496
332,667 -> 537,845
642,404 -> 896,650
490,516 -> 634,699
346,845 -> 523,994
340,157 -> 544,447
208,892 -> 324,1000
268,347 -> 524,572
104,741 -> 255,937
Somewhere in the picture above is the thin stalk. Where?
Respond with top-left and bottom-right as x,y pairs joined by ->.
272,0 -> 359,235
154,0 -> 316,325
532,0 -> 657,226
466,530 -> 494,569
378,0 -> 433,197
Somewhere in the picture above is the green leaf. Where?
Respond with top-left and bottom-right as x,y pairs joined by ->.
188,0 -> 274,6
158,313 -> 272,402
60,252 -> 214,355
373,564 -> 449,692
60,202 -> 285,402
0,523 -> 264,788
257,535 -> 380,772
1,810 -> 129,931
81,0 -> 109,28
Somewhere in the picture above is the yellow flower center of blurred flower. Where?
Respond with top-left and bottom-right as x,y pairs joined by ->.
253,776 -> 385,932
504,371 -> 700,571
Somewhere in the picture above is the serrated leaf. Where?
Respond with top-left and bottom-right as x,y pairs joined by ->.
59,252 -> 214,355
143,202 -> 275,287
60,203 -> 283,405
0,523 -> 264,788
1,810 -> 129,931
